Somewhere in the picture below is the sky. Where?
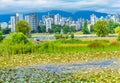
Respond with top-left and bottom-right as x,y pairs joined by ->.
0,0 -> 120,14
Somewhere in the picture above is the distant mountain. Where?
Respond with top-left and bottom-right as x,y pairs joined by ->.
0,10 -> 108,23
73,10 -> 108,20
0,14 -> 13,23
36,10 -> 73,20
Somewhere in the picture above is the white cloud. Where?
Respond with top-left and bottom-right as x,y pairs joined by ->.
0,0 -> 119,14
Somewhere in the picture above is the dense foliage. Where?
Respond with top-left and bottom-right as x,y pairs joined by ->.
15,20 -> 31,36
82,20 -> 90,34
108,20 -> 120,34
54,33 -> 69,39
94,20 -> 109,37
0,31 -> 3,41
3,32 -> 29,45
115,26 -> 120,41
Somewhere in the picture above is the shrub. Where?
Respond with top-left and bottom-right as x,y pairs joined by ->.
88,41 -> 105,48
70,33 -> 74,39
110,42 -> 120,46
117,35 -> 120,41
94,39 -> 109,43
54,33 -> 62,39
114,26 -> 120,41
54,33 -> 68,39
3,32 -> 29,45
62,34 -> 69,39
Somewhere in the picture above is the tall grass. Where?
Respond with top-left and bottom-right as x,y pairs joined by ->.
1,38 -> 120,68
0,39 -> 120,55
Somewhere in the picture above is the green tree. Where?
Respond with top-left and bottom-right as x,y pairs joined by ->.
70,26 -> 76,32
38,25 -> 46,33
63,25 -> 70,34
90,24 -> 94,33
115,26 -> 120,41
53,27 -> 61,33
94,20 -> 109,37
2,27 -> 11,34
108,20 -> 120,34
15,20 -> 31,36
0,25 -> 1,31
52,24 -> 62,33
108,20 -> 115,34
113,22 -> 120,30
0,31 -> 3,41
82,20 -> 90,34
48,28 -> 53,33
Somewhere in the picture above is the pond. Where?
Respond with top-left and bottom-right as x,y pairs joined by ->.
32,60 -> 117,73
0,59 -> 119,82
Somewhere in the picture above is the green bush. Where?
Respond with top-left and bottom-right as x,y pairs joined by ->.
88,41 -> 105,48
110,42 -> 120,46
54,33 -> 68,39
70,33 -> 74,39
54,33 -> 62,39
117,35 -> 120,41
62,34 -> 69,39
3,32 -> 29,45
94,39 -> 109,43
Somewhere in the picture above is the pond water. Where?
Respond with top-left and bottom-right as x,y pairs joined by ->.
31,60 -> 117,73
0,59 -> 119,82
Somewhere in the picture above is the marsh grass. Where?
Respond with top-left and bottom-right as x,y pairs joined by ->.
69,69 -> 120,83
1,50 -> 120,68
0,38 -> 120,68
1,38 -> 120,82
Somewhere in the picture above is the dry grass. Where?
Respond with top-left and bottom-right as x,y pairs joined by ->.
80,37 -> 117,43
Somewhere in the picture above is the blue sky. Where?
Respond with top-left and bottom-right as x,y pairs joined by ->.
0,0 -> 120,14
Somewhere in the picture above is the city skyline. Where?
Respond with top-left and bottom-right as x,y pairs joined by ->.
1,12 -> 120,33
0,0 -> 120,14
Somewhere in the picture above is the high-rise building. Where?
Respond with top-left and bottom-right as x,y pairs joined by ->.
45,18 -> 52,32
54,14 -> 61,25
106,15 -> 111,21
42,15 -> 48,25
99,16 -> 104,20
60,17 -> 66,26
25,14 -> 39,31
16,13 -> 23,21
114,14 -> 120,22
10,16 -> 16,32
66,17 -> 73,26
10,13 -> 23,32
0,22 -> 8,29
90,14 -> 97,25
76,18 -> 83,30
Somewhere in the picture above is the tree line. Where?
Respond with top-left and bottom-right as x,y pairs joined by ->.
1,19 -> 120,40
